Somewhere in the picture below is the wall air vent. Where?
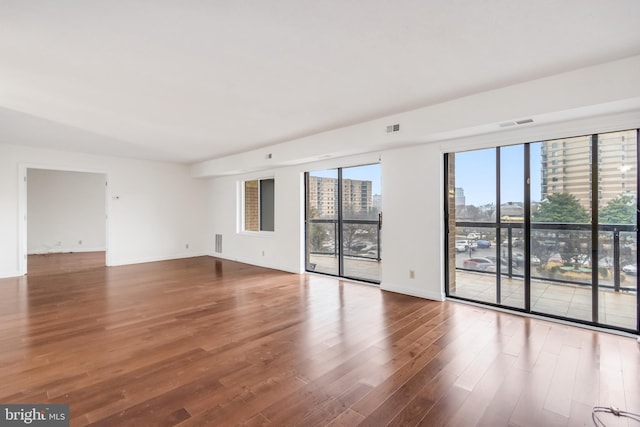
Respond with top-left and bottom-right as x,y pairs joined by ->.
215,234 -> 222,253
386,124 -> 400,133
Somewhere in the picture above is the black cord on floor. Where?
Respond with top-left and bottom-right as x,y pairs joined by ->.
592,406 -> 640,426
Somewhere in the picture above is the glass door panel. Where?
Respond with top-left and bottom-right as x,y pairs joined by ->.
449,149 -> 497,304
447,129 -> 639,334
597,130 -> 637,330
530,137 -> 593,322
341,164 -> 381,282
499,144 -> 525,309
306,170 -> 339,276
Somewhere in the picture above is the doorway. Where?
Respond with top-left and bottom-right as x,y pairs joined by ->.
21,168 -> 108,275
305,163 -> 382,283
445,129 -> 639,334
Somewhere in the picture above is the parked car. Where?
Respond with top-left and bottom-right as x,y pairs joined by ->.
476,239 -> 491,249
467,232 -> 481,240
455,240 -> 476,252
486,256 -> 517,269
455,240 -> 469,252
547,253 -> 564,265
462,257 -> 495,271
622,264 -> 637,275
502,238 -> 524,248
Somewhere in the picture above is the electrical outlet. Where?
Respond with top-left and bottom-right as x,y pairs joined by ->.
262,250 -> 265,256
185,243 -> 189,249
78,240 -> 83,245
409,270 -> 415,279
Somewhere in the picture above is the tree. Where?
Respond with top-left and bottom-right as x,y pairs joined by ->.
532,193 -> 590,223
599,193 -> 636,224
308,207 -> 330,252
310,224 -> 330,252
463,205 -> 482,221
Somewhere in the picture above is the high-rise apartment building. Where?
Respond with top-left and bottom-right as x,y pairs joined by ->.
307,176 -> 373,218
540,130 -> 637,209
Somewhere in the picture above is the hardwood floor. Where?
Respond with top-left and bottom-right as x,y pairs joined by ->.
0,254 -> 638,426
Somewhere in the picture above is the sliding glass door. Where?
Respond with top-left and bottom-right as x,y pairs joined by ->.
306,169 -> 339,276
305,164 -> 382,283
446,129 -> 639,334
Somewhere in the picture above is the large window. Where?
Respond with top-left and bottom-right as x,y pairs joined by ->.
445,129 -> 639,334
305,164 -> 382,283
243,178 -> 274,232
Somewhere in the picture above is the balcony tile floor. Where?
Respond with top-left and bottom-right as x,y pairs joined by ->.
452,271 -> 637,330
307,255 -> 637,331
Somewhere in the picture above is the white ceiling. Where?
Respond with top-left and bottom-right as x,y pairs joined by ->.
1,0 -> 639,164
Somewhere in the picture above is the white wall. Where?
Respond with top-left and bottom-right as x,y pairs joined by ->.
0,143 -> 208,278
205,153 -> 380,274
204,110 -> 640,302
197,56 -> 640,303
27,169 -> 106,254
379,143 -> 444,300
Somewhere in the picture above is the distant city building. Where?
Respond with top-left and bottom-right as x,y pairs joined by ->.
308,176 -> 374,218
501,202 -> 524,221
455,187 -> 465,208
540,130 -> 637,209
372,194 -> 382,212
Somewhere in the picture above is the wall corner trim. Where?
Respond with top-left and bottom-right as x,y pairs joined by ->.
380,283 -> 445,302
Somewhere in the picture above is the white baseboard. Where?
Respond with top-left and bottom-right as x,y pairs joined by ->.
28,247 -> 106,255
0,270 -> 22,279
381,283 -> 445,302
204,252 -> 300,274
107,252 -> 206,267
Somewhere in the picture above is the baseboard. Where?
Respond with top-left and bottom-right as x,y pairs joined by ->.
380,283 -> 445,302
0,270 -> 22,279
28,247 -> 106,255
204,252 -> 300,274
108,252 -> 206,267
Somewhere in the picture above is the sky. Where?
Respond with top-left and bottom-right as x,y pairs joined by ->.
454,143 -> 542,206
306,145 -> 542,204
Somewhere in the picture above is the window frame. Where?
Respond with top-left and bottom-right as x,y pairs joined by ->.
240,177 -> 275,234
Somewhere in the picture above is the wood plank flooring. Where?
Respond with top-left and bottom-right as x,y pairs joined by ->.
0,253 -> 638,426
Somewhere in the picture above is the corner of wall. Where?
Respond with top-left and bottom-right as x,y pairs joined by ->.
380,282 -> 445,302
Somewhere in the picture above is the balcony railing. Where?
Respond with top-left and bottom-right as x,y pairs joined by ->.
455,221 -> 637,292
307,218 -> 381,261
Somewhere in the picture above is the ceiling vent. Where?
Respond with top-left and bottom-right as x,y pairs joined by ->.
386,124 -> 400,133
499,118 -> 534,128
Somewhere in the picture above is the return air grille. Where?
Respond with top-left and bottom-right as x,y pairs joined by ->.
215,234 -> 222,253
386,124 -> 400,133
499,118 -> 534,128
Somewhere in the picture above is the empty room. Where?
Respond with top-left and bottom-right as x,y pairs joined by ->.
1,1 -> 639,426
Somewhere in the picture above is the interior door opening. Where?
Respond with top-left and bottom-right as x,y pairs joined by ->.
25,168 -> 108,276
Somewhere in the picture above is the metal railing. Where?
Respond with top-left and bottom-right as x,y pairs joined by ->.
455,221 -> 637,292
307,218 -> 381,261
